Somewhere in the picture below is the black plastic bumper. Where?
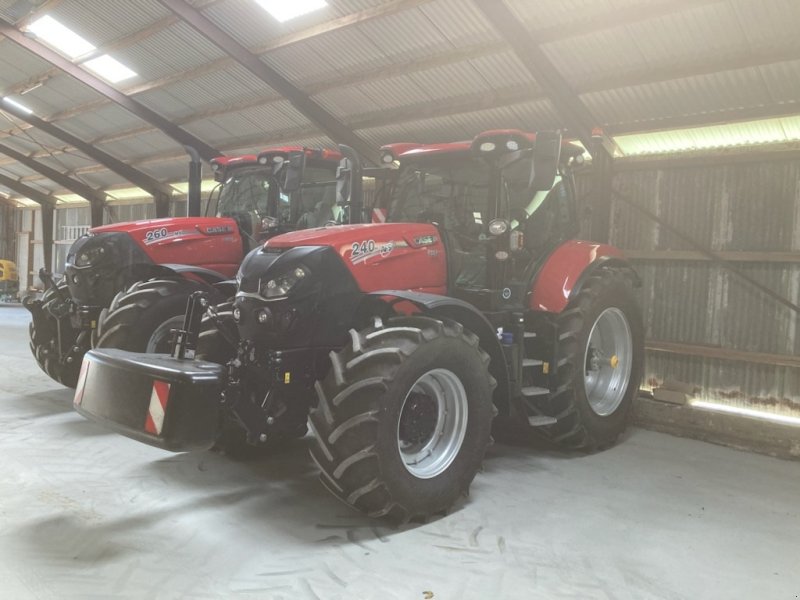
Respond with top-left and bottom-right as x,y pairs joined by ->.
73,349 -> 225,451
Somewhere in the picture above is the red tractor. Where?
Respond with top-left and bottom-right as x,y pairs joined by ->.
25,147 -> 343,388
73,130 -> 644,521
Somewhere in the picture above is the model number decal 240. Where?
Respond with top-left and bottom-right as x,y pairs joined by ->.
350,239 -> 394,263
144,227 -> 168,242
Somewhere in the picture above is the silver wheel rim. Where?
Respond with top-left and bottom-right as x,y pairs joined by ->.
146,315 -> 185,353
583,307 -> 633,416
397,368 -> 468,479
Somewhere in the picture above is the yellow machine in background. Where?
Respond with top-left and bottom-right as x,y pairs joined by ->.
0,259 -> 19,299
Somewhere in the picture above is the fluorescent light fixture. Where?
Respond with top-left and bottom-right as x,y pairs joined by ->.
692,400 -> 800,426
27,15 -> 96,58
2,97 -> 33,114
254,0 -> 327,22
84,55 -> 137,83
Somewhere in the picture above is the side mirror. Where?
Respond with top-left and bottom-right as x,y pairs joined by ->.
279,151 -> 305,193
530,131 -> 562,191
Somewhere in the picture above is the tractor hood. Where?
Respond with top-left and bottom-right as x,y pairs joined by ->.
265,222 -> 439,252
91,216 -> 240,241
264,222 -> 447,295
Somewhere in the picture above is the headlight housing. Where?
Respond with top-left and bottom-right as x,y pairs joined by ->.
259,265 -> 309,299
74,245 -> 106,267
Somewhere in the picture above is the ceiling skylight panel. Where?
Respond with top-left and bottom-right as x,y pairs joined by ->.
26,15 -> 96,58
254,0 -> 328,23
84,55 -> 138,83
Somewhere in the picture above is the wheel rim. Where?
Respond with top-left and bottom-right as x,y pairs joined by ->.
397,368 -> 468,479
583,307 -> 633,416
146,315 -> 185,353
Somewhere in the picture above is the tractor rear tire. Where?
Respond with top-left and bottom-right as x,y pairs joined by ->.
538,268 -> 644,451
94,278 -> 212,353
309,316 -> 495,522
28,280 -> 83,388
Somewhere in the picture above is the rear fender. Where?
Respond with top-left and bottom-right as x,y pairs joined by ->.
359,290 -> 511,416
529,241 -> 636,313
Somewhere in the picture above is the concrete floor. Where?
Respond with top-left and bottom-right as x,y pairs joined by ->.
1,306 -> 799,600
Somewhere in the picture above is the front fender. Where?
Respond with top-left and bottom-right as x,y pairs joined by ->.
359,290 -> 512,416
529,240 -> 634,313
149,263 -> 229,286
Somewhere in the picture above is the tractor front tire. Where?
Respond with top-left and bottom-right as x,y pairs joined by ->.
94,278 -> 211,353
309,316 -> 495,522
539,268 -> 644,451
28,280 -> 84,388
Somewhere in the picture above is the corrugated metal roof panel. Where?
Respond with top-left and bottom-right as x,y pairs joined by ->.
226,100 -> 313,133
582,68 -> 774,128
506,0 -> 614,30
419,0 -> 499,46
142,64 -> 275,119
33,152 -> 96,174
731,0 -> 800,52
96,130 -> 180,161
355,7 -> 453,63
11,74 -> 103,117
113,21 -> 228,82
541,27 -> 646,88
313,87 -> 382,119
184,99 -> 312,143
467,51 -> 539,90
58,104 -> 150,141
356,99 -> 560,147
624,3 -> 744,66
758,59 -> 800,105
263,26 -> 391,87
408,60 -> 493,100
355,75 -> 431,111
0,38 -> 51,88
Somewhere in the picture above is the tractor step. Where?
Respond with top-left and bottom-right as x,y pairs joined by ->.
522,358 -> 543,368
523,331 -> 537,339
521,385 -> 549,397
527,415 -> 558,427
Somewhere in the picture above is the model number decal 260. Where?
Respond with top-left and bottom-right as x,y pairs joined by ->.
144,227 -> 168,242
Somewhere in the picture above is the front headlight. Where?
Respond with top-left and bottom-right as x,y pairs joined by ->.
74,245 -> 106,267
259,265 -> 309,299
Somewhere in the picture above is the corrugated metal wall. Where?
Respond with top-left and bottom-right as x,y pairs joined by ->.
579,155 -> 800,418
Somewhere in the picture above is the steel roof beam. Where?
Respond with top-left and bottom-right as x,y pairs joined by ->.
0,142 -> 106,205
0,16 -> 222,162
159,0 -> 381,165
0,99 -> 173,217
0,172 -> 55,207
472,0 -> 614,156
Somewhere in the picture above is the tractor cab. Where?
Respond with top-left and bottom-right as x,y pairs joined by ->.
385,130 -> 585,309
207,147 -> 341,248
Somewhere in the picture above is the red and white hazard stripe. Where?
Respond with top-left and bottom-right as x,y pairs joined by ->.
372,208 -> 387,223
144,380 -> 171,436
72,359 -> 91,406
